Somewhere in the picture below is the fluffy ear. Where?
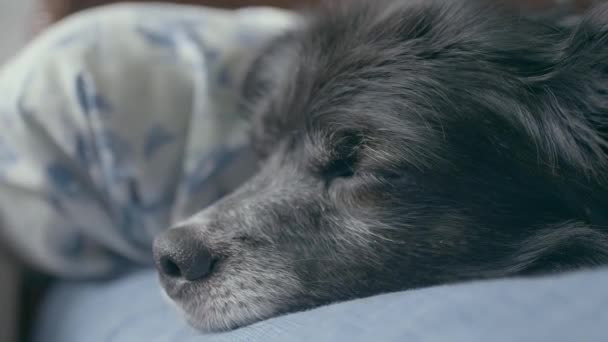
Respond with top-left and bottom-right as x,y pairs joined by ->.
235,31 -> 300,115
232,30 -> 306,159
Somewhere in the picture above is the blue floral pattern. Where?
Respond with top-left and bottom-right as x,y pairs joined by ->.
143,125 -> 175,160
75,72 -> 114,115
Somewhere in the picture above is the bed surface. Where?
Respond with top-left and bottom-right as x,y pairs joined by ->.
32,267 -> 608,342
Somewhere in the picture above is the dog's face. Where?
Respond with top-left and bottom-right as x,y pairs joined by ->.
154,0 -> 608,332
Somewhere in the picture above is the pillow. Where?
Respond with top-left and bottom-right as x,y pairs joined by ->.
33,267 -> 608,342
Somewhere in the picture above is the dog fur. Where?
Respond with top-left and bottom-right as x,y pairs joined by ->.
154,0 -> 608,331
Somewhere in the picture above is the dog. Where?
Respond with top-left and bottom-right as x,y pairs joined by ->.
153,0 -> 608,332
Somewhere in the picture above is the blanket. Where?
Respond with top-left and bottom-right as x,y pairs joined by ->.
0,3 -> 295,277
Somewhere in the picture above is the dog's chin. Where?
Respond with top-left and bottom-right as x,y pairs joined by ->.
174,298 -> 264,333
158,266 -> 303,332
158,281 -> 270,332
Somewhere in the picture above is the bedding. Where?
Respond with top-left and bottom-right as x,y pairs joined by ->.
32,267 -> 608,342
0,3 -> 295,277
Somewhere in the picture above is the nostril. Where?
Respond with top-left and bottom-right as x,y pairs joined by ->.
153,227 -> 216,281
160,256 -> 182,278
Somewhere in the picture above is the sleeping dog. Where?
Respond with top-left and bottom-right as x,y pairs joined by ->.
153,0 -> 608,332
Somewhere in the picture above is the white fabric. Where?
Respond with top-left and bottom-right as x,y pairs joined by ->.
0,3 -> 296,277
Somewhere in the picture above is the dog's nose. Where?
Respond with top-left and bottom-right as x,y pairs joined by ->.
153,227 -> 214,281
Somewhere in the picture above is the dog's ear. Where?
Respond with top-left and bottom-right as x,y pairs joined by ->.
232,30 -> 305,159
234,31 -> 300,117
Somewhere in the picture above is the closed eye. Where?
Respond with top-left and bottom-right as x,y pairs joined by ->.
321,131 -> 362,184
323,157 -> 356,180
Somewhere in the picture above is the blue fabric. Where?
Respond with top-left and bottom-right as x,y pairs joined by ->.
33,267 -> 608,342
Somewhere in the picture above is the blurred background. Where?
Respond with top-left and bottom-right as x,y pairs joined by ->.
0,0 -> 596,342
0,0 -> 322,64
0,0 -> 595,64
0,0 -> 36,64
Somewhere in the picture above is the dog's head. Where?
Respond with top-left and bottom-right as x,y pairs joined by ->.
154,0 -> 608,332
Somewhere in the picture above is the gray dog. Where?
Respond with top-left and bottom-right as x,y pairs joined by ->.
153,0 -> 608,332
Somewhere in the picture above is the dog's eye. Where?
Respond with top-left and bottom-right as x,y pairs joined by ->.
324,156 -> 356,180
322,133 -> 362,181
